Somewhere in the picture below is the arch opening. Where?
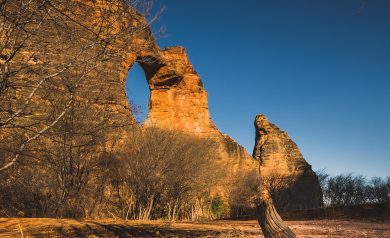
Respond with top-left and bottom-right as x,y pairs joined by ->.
126,62 -> 150,124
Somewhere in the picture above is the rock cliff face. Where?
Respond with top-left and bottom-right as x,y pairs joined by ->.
138,46 -> 257,181
0,0 -> 159,165
253,115 -> 323,210
2,0 -> 322,212
137,46 -> 322,210
142,47 -> 217,137
1,0 -> 255,181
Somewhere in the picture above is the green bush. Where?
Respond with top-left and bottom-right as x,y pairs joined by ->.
211,195 -> 230,219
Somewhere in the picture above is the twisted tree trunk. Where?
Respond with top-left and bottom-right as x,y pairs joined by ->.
256,173 -> 296,238
255,159 -> 296,237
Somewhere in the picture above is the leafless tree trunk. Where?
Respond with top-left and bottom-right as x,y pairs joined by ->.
257,177 -> 296,238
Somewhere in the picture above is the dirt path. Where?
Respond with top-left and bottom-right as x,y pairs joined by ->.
0,218 -> 389,237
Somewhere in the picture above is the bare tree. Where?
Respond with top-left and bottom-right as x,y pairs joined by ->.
0,78 -> 135,218
320,173 -> 390,207
324,173 -> 368,206
0,0 -> 158,172
260,171 -> 301,212
108,128 -> 221,221
367,177 -> 390,205
228,170 -> 260,218
0,0 -> 164,219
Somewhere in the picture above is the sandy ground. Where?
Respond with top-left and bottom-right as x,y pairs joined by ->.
0,218 -> 389,237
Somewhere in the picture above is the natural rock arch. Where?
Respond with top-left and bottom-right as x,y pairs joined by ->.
1,0 -> 321,217
127,46 -> 259,188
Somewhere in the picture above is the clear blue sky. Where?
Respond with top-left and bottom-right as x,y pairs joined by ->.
127,0 -> 390,178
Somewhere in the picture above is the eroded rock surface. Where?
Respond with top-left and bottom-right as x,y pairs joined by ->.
1,0 -> 322,213
142,47 -> 217,137
139,46 -> 258,185
253,115 -> 323,210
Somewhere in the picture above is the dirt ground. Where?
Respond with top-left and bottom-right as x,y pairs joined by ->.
0,218 -> 389,238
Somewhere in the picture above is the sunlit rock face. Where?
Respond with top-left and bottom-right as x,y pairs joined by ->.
140,46 -> 258,182
138,47 -> 322,210
3,0 -> 256,184
253,115 -> 323,210
4,0 -> 321,211
0,0 -> 162,158
142,47 -> 217,137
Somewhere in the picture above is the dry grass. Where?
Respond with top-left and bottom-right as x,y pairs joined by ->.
0,218 -> 389,237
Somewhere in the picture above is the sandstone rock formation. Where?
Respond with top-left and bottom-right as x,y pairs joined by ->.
1,0 -> 321,213
253,115 -> 323,210
0,0 -> 257,196
0,0 -> 161,150
142,46 -> 217,138
137,46 -> 257,179
136,45 -> 322,210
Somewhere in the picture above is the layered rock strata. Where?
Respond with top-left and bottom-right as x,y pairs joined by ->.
139,46 -> 257,182
1,0 -> 322,211
253,115 -> 323,210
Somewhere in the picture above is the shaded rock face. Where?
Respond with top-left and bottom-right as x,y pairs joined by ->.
253,115 -> 323,210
